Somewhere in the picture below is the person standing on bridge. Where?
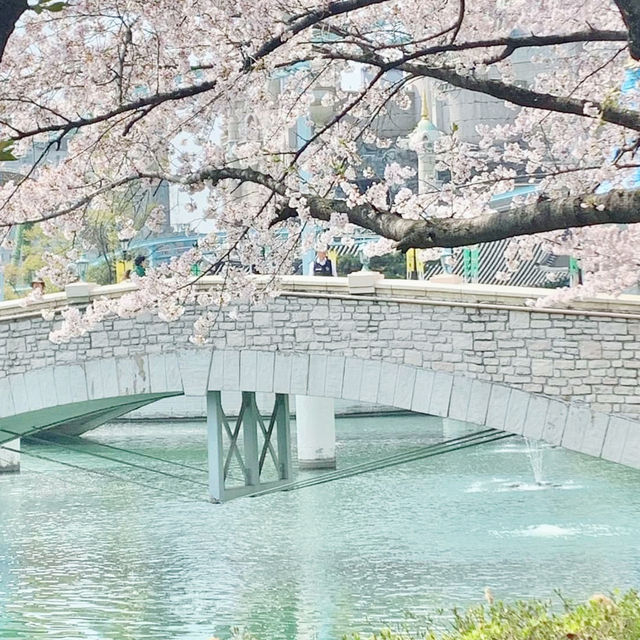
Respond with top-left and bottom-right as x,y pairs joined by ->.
134,255 -> 147,277
308,245 -> 336,277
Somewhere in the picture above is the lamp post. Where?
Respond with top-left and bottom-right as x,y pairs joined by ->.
75,255 -> 89,282
408,84 -> 442,280
117,237 -> 132,282
119,237 -> 131,262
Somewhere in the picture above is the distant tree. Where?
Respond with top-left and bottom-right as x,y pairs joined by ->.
336,254 -> 362,276
370,253 -> 406,279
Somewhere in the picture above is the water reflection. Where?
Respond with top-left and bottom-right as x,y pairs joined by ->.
0,414 -> 639,639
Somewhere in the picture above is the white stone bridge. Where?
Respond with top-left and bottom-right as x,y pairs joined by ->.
1,275 -> 639,499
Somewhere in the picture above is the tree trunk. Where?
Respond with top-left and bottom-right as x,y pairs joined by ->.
0,0 -> 28,63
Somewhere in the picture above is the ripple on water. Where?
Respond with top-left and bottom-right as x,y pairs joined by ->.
2,418 -> 640,640
491,523 -> 632,539
466,479 -> 583,493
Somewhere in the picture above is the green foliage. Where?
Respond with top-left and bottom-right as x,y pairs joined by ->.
31,0 -> 67,15
86,261 -> 113,286
0,140 -> 17,162
370,253 -> 406,279
341,591 -> 640,640
336,252 -> 406,279
336,254 -> 362,276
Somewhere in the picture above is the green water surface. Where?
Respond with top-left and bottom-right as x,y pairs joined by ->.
0,414 -> 639,639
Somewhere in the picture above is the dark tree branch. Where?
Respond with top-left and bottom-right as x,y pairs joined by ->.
614,0 -> 640,59
0,0 -> 27,63
323,50 -> 640,131
302,189 -> 640,251
2,0 -> 394,144
449,0 -> 465,44
9,160 -> 640,254
8,79 -> 219,142
392,29 -> 628,65
245,0 -> 393,70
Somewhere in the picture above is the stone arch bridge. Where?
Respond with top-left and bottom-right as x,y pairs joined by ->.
1,275 -> 639,499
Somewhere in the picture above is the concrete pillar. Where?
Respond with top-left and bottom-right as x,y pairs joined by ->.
0,438 -> 20,473
295,396 -> 336,469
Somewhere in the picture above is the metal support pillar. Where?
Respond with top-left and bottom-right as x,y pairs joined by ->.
242,392 -> 260,487
295,396 -> 336,470
207,391 -> 293,502
207,391 -> 225,502
275,394 -> 292,480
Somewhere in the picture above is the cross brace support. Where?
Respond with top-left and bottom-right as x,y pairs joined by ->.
207,391 -> 292,502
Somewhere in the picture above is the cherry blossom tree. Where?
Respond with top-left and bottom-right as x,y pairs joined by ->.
0,0 -> 639,340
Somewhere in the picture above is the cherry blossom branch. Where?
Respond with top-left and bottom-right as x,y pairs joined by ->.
8,155 -> 640,259
7,80 -> 219,142
245,0 -> 393,70
2,0 -> 395,147
310,189 -> 640,251
391,29 -> 628,65
324,50 -> 640,131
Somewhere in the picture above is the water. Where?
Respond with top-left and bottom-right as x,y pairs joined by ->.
1,414 -> 640,640
525,437 -> 545,484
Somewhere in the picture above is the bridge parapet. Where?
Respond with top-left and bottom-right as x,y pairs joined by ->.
3,275 -> 640,319
1,274 -> 639,418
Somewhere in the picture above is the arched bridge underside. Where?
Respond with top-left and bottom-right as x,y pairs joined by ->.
1,348 -> 638,471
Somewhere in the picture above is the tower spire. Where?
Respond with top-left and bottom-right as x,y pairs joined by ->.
420,87 -> 429,120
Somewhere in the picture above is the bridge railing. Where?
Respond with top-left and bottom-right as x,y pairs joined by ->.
2,273 -> 640,321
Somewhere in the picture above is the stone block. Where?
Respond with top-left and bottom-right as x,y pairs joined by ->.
164,352 -> 182,394
273,353 -> 292,394
27,368 -> 57,411
465,379 -> 492,426
117,355 -> 152,397
428,371 -> 454,418
255,351 -> 276,393
0,378 -> 15,419
253,312 -> 272,327
359,359 -> 381,404
8,374 -> 29,415
222,350 -> 241,391
411,369 -> 435,414
289,354 -> 310,396
239,350 -> 258,391
342,358 -> 364,401
448,376 -> 472,421
521,395 -> 550,440
54,364 -> 88,405
620,422 -> 640,469
377,361 -> 400,406
542,399 -> 568,445
65,281 -> 98,302
531,359 -> 553,377
502,388 -> 529,435
347,270 -> 384,294
485,385 -> 512,430
148,353 -> 168,394
562,404 -> 591,452
178,350 -> 211,396
601,416 -> 630,464
85,358 -> 118,399
208,350 -> 225,391
393,365 -> 417,410
305,353 -> 326,397
324,355 -> 346,399
508,310 -> 530,329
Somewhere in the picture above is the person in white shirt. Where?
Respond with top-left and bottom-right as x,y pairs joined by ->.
308,248 -> 337,276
